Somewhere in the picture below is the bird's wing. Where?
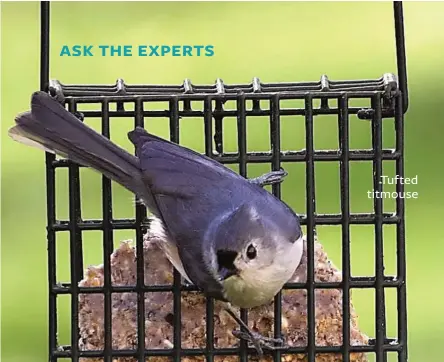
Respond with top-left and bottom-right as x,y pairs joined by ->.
127,127 -> 269,294
128,126 -> 261,227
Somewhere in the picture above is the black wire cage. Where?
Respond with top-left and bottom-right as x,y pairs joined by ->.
39,2 -> 408,362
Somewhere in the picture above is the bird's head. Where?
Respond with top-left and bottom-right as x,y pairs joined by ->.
205,203 -> 303,308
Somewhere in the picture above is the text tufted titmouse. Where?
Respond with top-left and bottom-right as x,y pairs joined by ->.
9,92 -> 304,354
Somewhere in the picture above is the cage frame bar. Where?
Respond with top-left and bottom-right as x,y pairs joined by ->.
42,95 -> 408,360
101,99 -> 114,362
339,94 -> 351,362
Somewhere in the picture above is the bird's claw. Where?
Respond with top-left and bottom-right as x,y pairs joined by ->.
224,305 -> 286,356
232,329 -> 285,355
248,169 -> 288,187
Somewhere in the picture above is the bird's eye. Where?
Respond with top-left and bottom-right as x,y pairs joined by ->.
246,244 -> 257,259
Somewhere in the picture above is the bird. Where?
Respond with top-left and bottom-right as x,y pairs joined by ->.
9,91 -> 304,355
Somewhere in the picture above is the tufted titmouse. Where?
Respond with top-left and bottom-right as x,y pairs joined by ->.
9,92 -> 304,354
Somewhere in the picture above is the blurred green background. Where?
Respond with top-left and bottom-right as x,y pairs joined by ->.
2,2 -> 444,361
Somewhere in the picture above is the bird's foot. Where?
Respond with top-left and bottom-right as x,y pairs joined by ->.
248,169 -> 288,187
232,329 -> 285,353
224,304 -> 286,356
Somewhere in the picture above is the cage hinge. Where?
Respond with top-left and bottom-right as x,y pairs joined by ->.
357,73 -> 398,120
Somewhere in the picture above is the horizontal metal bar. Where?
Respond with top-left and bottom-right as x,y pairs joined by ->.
296,213 -> 400,226
51,150 -> 400,169
72,107 -> 391,118
49,75 -> 396,97
51,339 -> 402,358
54,90 -> 395,104
50,213 -> 399,232
52,276 -> 401,294
50,219 -> 149,231
284,277 -> 402,289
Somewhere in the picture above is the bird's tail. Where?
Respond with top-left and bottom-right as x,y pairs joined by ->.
9,91 -> 146,198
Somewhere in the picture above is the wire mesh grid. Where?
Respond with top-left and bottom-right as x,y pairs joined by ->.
40,2 -> 408,362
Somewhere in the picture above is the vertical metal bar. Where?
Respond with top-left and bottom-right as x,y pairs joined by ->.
134,98 -> 146,362
102,100 -> 113,362
169,97 -> 183,362
67,100 -> 83,362
305,94 -> 316,362
270,94 -> 282,362
371,94 -> 386,362
203,97 -> 215,362
395,93 -> 407,362
170,97 -> 180,144
40,2 -> 57,361
338,95 -> 351,362
214,99 -> 224,154
270,95 -> 281,198
237,94 -> 247,178
204,98 -> 214,158
67,101 -> 84,281
394,2 -> 409,113
239,309 -> 248,361
46,153 -> 57,362
183,100 -> 192,112
205,297 -> 215,362
236,93 -> 248,362
40,2 -> 50,92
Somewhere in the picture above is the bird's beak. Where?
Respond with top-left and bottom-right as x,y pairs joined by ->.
218,267 -> 238,281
